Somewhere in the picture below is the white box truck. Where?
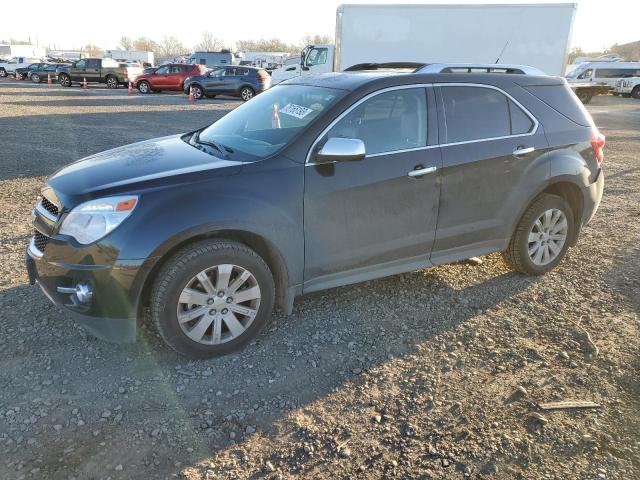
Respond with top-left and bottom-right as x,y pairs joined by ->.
0,44 -> 46,61
271,3 -> 576,84
104,50 -> 155,66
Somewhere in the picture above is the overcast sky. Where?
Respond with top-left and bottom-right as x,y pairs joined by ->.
3,0 -> 638,53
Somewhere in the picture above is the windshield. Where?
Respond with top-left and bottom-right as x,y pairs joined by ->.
198,85 -> 344,159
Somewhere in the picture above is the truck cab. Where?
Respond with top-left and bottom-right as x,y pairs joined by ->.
270,45 -> 335,85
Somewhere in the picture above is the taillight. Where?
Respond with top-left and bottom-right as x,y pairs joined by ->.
591,131 -> 605,164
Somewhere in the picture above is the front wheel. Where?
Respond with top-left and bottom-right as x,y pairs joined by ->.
59,73 -> 71,87
137,80 -> 151,94
240,86 -> 255,101
150,239 -> 275,358
502,193 -> 575,275
631,86 -> 640,100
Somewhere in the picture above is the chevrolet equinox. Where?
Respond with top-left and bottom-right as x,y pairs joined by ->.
26,70 -> 605,357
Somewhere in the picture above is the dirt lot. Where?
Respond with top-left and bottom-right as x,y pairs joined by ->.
0,79 -> 638,480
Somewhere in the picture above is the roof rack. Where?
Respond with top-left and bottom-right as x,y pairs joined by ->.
344,62 -> 428,72
417,63 -> 546,75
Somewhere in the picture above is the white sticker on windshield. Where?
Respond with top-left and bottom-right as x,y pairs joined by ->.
279,103 -> 313,119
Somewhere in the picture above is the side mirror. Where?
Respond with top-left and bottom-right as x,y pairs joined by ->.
315,137 -> 366,163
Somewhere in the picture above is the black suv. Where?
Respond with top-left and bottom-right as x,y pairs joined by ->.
27,69 -> 605,357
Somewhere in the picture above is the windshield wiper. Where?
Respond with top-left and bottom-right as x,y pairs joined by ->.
193,131 -> 231,159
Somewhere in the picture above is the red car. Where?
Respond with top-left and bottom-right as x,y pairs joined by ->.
133,64 -> 207,93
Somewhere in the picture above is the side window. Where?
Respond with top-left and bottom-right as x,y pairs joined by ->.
509,100 -> 534,135
86,59 -> 99,69
199,58 -> 206,65
327,88 -> 427,155
155,66 -> 169,74
224,68 -> 236,76
442,86 -> 513,143
169,66 -> 182,74
306,48 -> 328,66
75,60 -> 86,69
577,68 -> 593,80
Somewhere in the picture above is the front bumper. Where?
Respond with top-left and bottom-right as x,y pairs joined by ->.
25,242 -> 145,343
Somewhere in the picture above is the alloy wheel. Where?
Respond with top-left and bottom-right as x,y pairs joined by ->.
176,264 -> 261,345
241,87 -> 254,101
527,208 -> 568,266
139,81 -> 149,93
107,77 -> 117,88
31,74 -> 40,83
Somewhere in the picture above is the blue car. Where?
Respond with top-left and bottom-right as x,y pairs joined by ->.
183,65 -> 271,101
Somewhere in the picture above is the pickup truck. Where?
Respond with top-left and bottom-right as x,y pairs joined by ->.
0,57 -> 43,78
56,58 -> 142,88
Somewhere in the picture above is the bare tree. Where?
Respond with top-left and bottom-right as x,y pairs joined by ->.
236,38 -> 297,54
119,36 -> 133,50
133,37 -> 159,53
83,44 -> 103,57
194,32 -> 225,52
157,36 -> 187,59
300,34 -> 333,48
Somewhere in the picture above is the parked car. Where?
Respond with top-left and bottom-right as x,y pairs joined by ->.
16,63 -> 68,82
183,66 -> 270,101
26,67 -> 605,357
133,63 -> 206,94
0,57 -> 42,78
14,62 -> 45,80
56,58 -> 143,88
613,77 -> 640,99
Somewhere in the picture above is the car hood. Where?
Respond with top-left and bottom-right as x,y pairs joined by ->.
48,134 -> 243,199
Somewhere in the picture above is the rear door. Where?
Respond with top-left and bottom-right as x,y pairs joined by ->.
84,59 -> 101,82
431,83 -> 549,262
304,86 -> 441,291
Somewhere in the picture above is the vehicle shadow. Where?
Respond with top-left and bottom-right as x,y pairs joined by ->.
0,263 -> 537,479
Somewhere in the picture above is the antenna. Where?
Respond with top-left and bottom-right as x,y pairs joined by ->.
495,41 -> 510,64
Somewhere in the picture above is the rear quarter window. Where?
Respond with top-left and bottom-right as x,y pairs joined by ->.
523,85 -> 594,127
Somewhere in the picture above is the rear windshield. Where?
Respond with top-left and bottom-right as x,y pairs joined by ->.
523,85 -> 594,127
198,85 -> 345,159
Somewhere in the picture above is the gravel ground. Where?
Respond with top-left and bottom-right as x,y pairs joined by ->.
0,79 -> 638,480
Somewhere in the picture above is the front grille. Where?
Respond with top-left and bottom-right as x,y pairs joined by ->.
40,196 -> 59,217
33,231 -> 49,253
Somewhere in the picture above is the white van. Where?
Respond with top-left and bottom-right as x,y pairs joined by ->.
566,62 -> 640,88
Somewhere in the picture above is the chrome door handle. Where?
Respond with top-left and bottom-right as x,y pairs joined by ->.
407,166 -> 437,178
513,146 -> 535,157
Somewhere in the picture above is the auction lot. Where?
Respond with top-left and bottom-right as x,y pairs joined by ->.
0,79 -> 638,479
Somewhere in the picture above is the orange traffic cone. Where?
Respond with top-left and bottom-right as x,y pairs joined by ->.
83,77 -> 87,89
47,73 -> 52,84
16,72 -> 21,80
128,81 -> 133,95
188,86 -> 194,102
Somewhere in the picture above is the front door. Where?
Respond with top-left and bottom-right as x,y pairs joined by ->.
151,66 -> 170,88
304,86 -> 441,292
431,84 -> 550,262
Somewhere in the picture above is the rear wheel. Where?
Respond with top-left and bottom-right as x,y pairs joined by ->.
105,76 -> 118,88
150,239 -> 275,358
58,73 -> 71,87
0,68 -> 6,78
138,80 -> 151,94
240,86 -> 255,101
502,193 -> 574,275
631,86 -> 640,100
31,74 -> 41,83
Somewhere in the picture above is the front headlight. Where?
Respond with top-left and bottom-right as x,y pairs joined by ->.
59,195 -> 138,245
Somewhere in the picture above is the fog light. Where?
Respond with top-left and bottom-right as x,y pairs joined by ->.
57,283 -> 93,304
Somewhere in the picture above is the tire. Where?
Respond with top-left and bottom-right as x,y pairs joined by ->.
240,86 -> 255,102
502,193 -> 575,276
150,239 -> 275,358
631,86 -> 640,100
189,84 -> 203,99
105,75 -> 118,89
31,74 -> 41,83
0,68 -> 6,78
59,73 -> 71,87
137,80 -> 151,94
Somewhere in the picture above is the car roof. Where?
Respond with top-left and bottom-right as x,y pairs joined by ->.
281,71 -> 566,91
